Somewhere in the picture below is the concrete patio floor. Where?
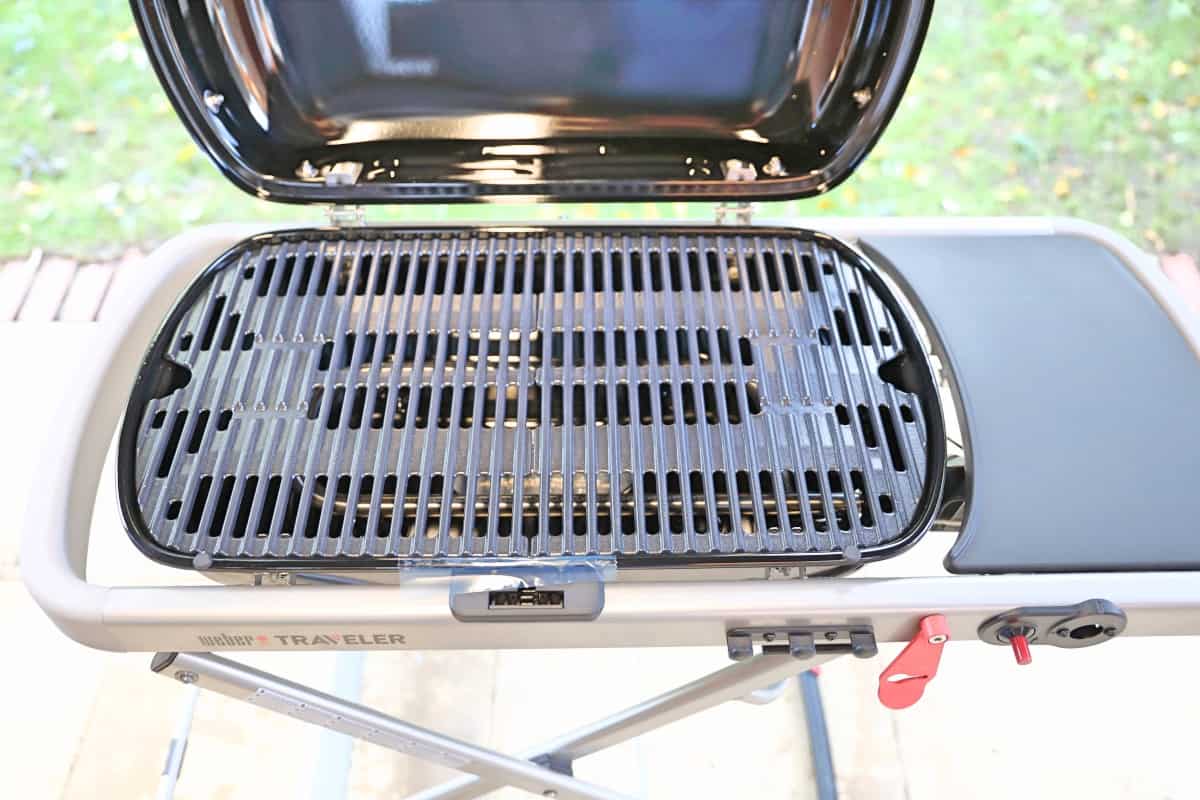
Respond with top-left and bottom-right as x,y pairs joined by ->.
4,262 -> 1200,799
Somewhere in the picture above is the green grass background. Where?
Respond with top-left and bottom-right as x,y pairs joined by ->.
1,0 -> 1197,260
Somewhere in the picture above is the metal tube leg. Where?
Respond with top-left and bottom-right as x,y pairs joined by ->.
151,653 -> 632,800
155,684 -> 199,800
739,678 -> 790,706
309,652 -> 367,800
798,671 -> 837,800
413,651 -> 841,800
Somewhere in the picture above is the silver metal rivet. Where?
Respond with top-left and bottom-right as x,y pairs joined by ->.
175,670 -> 198,684
928,634 -> 948,644
202,90 -> 224,113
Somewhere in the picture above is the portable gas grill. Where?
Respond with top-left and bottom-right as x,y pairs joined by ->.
21,1 -> 1200,798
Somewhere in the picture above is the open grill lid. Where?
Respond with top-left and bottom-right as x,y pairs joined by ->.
132,0 -> 931,205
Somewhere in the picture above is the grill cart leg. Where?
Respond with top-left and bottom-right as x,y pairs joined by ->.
798,670 -> 838,800
411,650 -> 842,800
155,684 -> 199,800
150,652 -> 630,800
152,649 -> 838,799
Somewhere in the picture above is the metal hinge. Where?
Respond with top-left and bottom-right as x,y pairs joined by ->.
253,571 -> 294,586
326,205 -> 365,227
715,158 -> 758,225
322,161 -> 365,227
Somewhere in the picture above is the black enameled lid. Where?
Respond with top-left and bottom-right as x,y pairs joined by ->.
132,0 -> 931,205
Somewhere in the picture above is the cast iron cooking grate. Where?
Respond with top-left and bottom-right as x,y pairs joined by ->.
122,227 -> 936,568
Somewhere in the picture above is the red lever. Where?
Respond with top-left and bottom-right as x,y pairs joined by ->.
1007,633 -> 1033,666
877,615 -> 950,710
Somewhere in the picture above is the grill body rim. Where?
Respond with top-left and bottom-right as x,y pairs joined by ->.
117,224 -> 948,572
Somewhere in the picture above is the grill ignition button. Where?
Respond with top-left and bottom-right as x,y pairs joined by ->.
978,599 -> 1127,664
997,627 -> 1034,666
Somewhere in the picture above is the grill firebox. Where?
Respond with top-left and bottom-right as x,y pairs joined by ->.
120,227 -> 943,570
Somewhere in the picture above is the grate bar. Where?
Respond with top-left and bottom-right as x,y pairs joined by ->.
127,228 -> 935,566
487,238 -> 518,555
675,242 -> 719,552
600,236 -> 625,554
747,239 -> 790,549
451,235 -> 486,556
770,235 -> 820,548
358,238 -> 403,557
694,236 -> 744,551
513,235 -> 537,554
828,247 -> 900,546
580,233 -> 600,554
745,237 -> 798,551
720,235 -> 766,551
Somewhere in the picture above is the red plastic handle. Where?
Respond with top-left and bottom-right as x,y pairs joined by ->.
877,615 -> 950,710
1008,633 -> 1033,665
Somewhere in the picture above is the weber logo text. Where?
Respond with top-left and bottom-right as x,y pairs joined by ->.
196,632 -> 407,648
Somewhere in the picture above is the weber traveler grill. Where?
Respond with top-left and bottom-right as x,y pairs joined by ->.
21,2 -> 1200,798
118,0 -> 948,579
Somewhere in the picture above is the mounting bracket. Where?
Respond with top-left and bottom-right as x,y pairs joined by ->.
726,625 -> 878,661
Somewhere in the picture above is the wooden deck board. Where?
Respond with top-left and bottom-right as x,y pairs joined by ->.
58,263 -> 116,322
98,251 -> 145,323
0,252 -> 41,321
17,257 -> 77,321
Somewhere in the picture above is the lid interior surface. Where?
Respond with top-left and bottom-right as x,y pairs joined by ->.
133,0 -> 932,204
